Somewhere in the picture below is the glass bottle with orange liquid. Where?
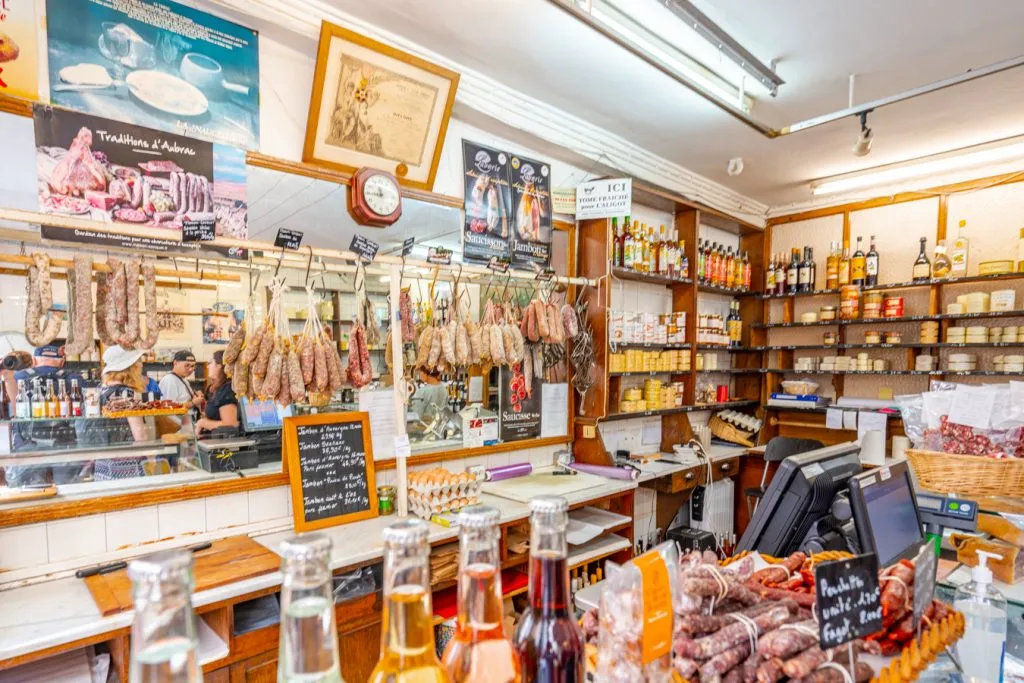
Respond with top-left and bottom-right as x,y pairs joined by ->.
369,519 -> 451,683
512,496 -> 584,683
442,506 -> 520,683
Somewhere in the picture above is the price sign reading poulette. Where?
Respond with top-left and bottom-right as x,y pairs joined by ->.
814,554 -> 882,649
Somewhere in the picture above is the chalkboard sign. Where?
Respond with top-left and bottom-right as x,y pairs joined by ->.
275,228 -> 303,250
814,553 -> 882,649
912,541 -> 937,629
182,217 -> 215,242
350,235 -> 380,263
283,412 -> 378,532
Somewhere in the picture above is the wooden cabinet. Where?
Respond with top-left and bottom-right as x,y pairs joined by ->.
339,620 -> 383,682
229,651 -> 277,683
205,667 -> 230,683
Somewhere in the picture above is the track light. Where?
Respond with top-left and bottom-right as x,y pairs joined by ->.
852,111 -> 873,157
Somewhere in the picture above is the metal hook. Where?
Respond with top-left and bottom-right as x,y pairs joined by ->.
274,248 -> 285,278
304,246 -> 314,287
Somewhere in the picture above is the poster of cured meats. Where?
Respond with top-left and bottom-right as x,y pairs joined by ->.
0,0 -> 39,101
33,105 -> 248,240
45,0 -> 259,149
498,365 -> 542,442
509,154 -> 552,268
461,140 -> 511,265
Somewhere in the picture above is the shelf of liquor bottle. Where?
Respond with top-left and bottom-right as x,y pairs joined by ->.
761,272 -> 1024,300
695,368 -> 765,374
610,342 -> 691,351
697,282 -> 755,296
611,266 -> 692,287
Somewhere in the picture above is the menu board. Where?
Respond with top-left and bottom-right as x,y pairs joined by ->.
283,412 -> 378,532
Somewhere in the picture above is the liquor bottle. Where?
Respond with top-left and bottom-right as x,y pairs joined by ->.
611,218 -> 622,267
865,235 -> 880,287
786,249 -> 799,294
512,496 -> 584,683
851,237 -> 867,286
765,254 -> 776,293
725,248 -> 736,288
441,506 -> 520,683
704,242 -> 713,283
797,247 -> 811,293
45,379 -> 59,418
706,243 -> 716,285
695,239 -> 704,282
742,250 -> 752,291
932,239 -> 952,279
825,241 -> 840,290
645,226 -> 655,274
715,244 -> 725,286
656,225 -> 667,275
29,379 -> 42,419
679,236 -> 689,280
128,550 -> 202,682
15,379 -> 29,419
622,221 -> 634,270
70,379 -> 83,417
727,301 -> 742,347
807,247 -> 816,290
838,244 -> 852,286
278,534 -> 343,683
369,519 -> 449,683
951,219 -> 970,276
912,237 -> 932,282
0,385 -> 10,420
58,379 -> 70,418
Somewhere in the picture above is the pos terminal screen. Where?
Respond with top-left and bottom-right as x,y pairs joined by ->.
854,466 -> 923,565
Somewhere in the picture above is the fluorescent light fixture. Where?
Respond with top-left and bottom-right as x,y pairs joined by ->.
583,0 -> 758,112
810,137 -> 1024,196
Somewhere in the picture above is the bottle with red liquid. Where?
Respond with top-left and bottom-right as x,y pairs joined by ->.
512,496 -> 584,683
442,505 -> 520,683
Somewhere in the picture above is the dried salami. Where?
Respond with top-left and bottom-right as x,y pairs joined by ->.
262,342 -> 283,398
325,334 -> 344,391
232,360 -> 250,396
117,258 -> 142,348
313,338 -> 329,392
223,320 -> 246,365
65,254 -> 94,355
287,346 -> 305,402
253,325 -> 276,376
138,263 -> 160,350
300,336 -> 315,385
455,322 -> 470,366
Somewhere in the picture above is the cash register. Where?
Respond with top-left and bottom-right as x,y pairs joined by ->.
239,397 -> 288,465
737,441 -> 977,560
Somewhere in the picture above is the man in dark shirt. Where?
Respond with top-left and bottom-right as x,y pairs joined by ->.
12,341 -> 84,390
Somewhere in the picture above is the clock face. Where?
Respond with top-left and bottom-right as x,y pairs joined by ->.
363,174 -> 401,217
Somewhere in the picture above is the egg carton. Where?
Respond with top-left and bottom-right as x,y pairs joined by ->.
408,494 -> 481,520
717,409 -> 762,433
407,467 -> 482,495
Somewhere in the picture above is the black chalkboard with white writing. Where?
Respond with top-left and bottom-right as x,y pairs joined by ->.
284,412 -> 378,532
815,553 -> 882,649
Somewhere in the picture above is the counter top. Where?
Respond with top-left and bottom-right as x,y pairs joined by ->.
634,444 -> 749,483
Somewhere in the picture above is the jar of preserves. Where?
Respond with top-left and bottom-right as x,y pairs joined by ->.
840,285 -> 861,319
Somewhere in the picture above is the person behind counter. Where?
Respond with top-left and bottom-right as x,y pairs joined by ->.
195,350 -> 238,435
158,350 -> 205,432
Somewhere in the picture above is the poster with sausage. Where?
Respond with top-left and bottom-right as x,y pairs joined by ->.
498,365 -> 542,442
45,0 -> 259,149
33,105 -> 248,240
461,140 -> 511,264
509,154 -> 552,268
0,0 -> 39,101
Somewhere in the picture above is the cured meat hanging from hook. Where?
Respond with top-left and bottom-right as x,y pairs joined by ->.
399,290 -> 416,342
25,254 -> 65,346
65,254 -> 94,356
287,344 -> 305,403
313,336 -> 329,392
415,326 -> 434,368
138,262 -> 161,350
466,319 -> 482,365
325,334 -> 345,391
117,258 -> 142,349
561,303 -> 579,339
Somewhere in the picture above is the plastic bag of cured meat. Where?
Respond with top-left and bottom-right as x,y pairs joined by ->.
898,383 -> 1024,457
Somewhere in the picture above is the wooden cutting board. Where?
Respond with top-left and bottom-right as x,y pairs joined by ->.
84,535 -> 280,616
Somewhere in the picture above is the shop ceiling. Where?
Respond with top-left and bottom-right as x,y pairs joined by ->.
314,0 -> 1024,208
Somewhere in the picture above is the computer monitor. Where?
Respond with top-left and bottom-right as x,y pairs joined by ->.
239,397 -> 290,432
848,461 -> 924,566
737,442 -> 863,556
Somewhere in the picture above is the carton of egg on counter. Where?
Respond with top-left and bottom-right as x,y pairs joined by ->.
407,468 -> 482,520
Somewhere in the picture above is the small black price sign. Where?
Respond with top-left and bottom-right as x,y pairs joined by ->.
534,267 -> 555,281
401,236 -> 415,257
181,217 -> 215,243
912,541 -> 938,629
427,246 -> 452,265
349,235 -> 380,263
814,553 -> 882,649
274,228 -> 304,250
487,256 -> 510,273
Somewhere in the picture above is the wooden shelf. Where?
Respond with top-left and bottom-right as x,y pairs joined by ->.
611,267 -> 692,287
604,399 -> 758,421
697,282 -> 753,296
760,272 -> 1024,300
757,314 -> 936,329
696,344 -> 758,352
610,342 -> 690,350
696,368 -> 764,374
609,370 -> 687,377
937,309 -> 1024,321
767,369 -> 942,376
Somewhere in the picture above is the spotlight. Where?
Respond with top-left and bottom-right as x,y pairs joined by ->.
852,110 -> 873,157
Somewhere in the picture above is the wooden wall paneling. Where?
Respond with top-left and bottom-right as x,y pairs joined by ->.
206,668 -> 230,683
577,218 -> 611,419
937,194 -> 949,242
229,650 -> 278,683
339,621 -> 384,682
660,412 -> 694,453
674,209 -> 699,405
573,420 -> 613,465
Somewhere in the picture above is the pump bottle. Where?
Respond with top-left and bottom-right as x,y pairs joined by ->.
953,550 -> 1006,682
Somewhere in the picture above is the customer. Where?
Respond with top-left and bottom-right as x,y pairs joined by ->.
157,350 -> 206,431
7,341 -> 85,403
195,350 -> 239,435
98,345 -> 151,442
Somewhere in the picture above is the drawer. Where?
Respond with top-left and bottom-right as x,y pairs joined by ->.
643,465 -> 701,494
710,457 -> 739,482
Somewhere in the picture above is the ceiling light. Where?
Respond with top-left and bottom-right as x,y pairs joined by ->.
811,137 -> 1024,196
727,157 -> 744,176
579,0 -> 762,112
852,111 -> 873,157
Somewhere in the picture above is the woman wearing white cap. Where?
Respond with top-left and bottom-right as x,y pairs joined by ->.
99,345 -> 151,442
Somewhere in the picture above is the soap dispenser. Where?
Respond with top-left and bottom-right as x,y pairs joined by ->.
953,550 -> 1006,682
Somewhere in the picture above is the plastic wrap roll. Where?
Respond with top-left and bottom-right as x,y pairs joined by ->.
569,463 -> 639,480
485,462 -> 533,481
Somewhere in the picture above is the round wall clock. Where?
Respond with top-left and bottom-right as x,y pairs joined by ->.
349,167 -> 402,227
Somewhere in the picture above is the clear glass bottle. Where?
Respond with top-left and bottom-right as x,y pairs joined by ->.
765,254 -> 776,293
45,379 -> 59,418
278,533 -> 343,683
622,219 -> 634,270
825,241 -> 840,290
29,379 -> 42,419
58,379 -> 70,418
442,506 -> 521,683
611,217 -> 621,267
128,550 -> 202,683
512,496 -> 584,683
932,239 -> 952,279
369,519 -> 449,683
15,379 -> 29,419
838,243 -> 852,286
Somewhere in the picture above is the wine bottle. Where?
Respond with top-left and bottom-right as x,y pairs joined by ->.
786,249 -> 799,294
765,254 -> 776,293
611,217 -> 621,267
865,235 -> 879,287
797,247 -> 811,293
912,237 -> 931,282
851,237 -> 866,286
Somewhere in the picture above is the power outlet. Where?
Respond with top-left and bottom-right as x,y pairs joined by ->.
582,425 -> 596,439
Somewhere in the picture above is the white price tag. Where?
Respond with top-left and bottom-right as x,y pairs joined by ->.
393,434 -> 411,459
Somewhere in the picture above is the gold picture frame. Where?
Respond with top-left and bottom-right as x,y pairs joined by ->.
302,21 -> 460,191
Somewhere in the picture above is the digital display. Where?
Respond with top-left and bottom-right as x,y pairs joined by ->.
240,398 -> 290,432
860,471 -> 923,565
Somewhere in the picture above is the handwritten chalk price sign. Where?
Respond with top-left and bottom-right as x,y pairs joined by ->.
815,553 -> 882,649
912,541 -> 938,631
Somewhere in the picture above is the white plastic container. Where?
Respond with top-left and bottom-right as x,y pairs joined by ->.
954,550 -> 1006,682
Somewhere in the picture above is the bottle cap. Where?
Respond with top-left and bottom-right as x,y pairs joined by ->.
383,518 -> 429,546
128,549 -> 193,582
459,504 -> 500,528
529,495 -> 569,515
279,532 -> 332,561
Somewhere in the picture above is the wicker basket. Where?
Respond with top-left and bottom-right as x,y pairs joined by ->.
907,448 -> 1024,498
709,414 -> 756,448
